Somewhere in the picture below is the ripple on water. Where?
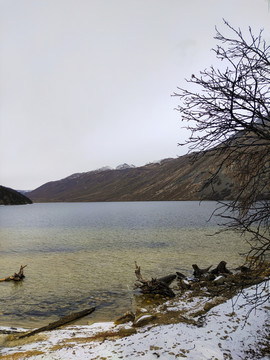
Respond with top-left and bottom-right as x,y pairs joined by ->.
0,202 -> 251,328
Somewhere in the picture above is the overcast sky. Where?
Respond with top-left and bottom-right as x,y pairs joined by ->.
1,0 -> 270,190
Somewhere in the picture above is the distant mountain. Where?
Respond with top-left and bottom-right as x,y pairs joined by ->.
26,151 -> 254,203
96,166 -> 113,172
0,185 -> 33,205
17,190 -> 32,195
116,163 -> 136,170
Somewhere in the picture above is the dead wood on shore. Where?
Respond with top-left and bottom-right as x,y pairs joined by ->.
134,261 -> 175,298
17,307 -> 96,339
0,265 -> 27,282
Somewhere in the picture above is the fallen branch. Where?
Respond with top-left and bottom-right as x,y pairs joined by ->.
157,274 -> 177,286
135,261 -> 147,283
17,307 -> 96,339
134,262 -> 175,298
0,265 -> 27,282
210,261 -> 232,275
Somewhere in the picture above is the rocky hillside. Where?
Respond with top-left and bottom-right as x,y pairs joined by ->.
27,150 -> 254,203
0,186 -> 33,205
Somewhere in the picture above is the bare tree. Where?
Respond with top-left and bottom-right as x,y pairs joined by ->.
173,20 -> 270,304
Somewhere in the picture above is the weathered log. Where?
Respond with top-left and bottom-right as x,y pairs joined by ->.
135,261 -> 147,283
235,265 -> 251,273
192,264 -> 212,278
134,262 -> 175,298
176,271 -> 186,280
135,278 -> 175,298
0,265 -> 27,282
157,274 -> 176,285
17,307 -> 95,339
210,261 -> 232,275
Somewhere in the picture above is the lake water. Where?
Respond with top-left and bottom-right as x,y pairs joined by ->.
0,201 -> 249,329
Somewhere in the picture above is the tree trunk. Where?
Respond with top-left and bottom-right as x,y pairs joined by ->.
18,307 -> 96,339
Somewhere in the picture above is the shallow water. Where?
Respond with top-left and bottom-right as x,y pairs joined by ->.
0,201 -> 250,328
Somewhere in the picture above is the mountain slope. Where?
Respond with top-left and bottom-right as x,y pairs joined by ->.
28,152 -> 240,203
0,186 -> 33,205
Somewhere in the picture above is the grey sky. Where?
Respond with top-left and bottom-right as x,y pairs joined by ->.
0,0 -> 270,190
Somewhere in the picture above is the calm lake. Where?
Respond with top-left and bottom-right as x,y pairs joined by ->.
0,201 -> 249,328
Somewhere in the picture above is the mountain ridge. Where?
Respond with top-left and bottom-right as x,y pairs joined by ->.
27,152 -> 246,203
0,185 -> 33,205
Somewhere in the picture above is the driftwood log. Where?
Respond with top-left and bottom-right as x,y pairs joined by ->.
0,265 -> 27,282
157,274 -> 177,286
192,264 -> 212,278
18,307 -> 95,339
210,261 -> 232,275
134,261 -> 175,298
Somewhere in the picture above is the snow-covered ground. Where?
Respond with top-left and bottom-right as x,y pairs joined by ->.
0,285 -> 269,360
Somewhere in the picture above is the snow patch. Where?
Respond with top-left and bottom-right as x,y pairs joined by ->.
0,286 -> 269,360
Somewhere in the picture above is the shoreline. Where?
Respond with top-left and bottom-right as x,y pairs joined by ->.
1,283 -> 269,360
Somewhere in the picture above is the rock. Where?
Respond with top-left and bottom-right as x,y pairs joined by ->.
114,311 -> 135,325
214,275 -> 226,285
178,279 -> 191,290
136,308 -> 148,314
133,314 -> 156,327
203,297 -> 225,312
204,302 -> 215,312
118,326 -> 137,337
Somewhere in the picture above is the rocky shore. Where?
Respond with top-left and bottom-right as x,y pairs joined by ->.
0,261 -> 269,359
0,282 -> 269,359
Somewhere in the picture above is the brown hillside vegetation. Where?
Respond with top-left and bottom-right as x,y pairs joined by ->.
28,149 -> 270,203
